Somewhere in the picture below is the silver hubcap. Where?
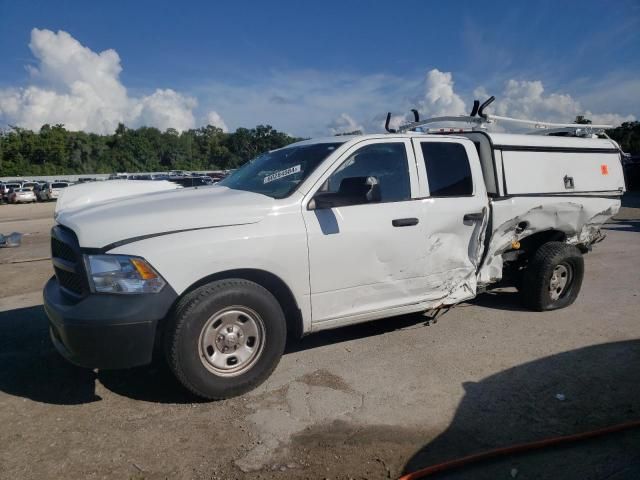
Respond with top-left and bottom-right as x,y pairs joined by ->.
198,307 -> 265,377
549,263 -> 572,301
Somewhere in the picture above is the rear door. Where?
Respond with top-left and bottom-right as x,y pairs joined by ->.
411,137 -> 489,300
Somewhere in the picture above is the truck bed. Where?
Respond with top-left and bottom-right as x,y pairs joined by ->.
448,131 -> 625,286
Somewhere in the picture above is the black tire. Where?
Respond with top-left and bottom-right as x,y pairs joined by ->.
164,279 -> 286,400
521,241 -> 584,311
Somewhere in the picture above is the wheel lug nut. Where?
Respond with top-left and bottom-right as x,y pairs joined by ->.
227,326 -> 233,333
217,335 -> 223,342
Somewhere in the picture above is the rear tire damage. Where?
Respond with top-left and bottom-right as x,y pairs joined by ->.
521,241 -> 584,311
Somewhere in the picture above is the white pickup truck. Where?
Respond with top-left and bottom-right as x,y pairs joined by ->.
44,106 -> 625,399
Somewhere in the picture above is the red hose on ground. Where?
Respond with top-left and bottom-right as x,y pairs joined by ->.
399,419 -> 640,480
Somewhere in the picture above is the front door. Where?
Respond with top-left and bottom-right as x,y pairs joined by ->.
302,139 -> 429,323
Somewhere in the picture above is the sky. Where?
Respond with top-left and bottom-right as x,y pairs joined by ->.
0,0 -> 639,137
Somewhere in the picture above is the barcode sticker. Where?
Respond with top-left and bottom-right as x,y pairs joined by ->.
263,165 -> 301,184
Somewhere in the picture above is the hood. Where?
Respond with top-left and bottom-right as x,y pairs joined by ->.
55,180 -> 180,214
56,184 -> 275,248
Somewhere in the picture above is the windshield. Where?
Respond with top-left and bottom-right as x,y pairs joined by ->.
220,142 -> 343,199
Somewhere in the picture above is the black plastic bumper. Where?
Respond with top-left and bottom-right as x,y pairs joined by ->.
44,276 -> 177,369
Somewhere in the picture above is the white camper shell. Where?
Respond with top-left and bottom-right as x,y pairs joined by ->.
45,103 -> 626,399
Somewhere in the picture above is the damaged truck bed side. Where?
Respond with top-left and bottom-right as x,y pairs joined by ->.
462,131 -> 623,293
45,120 -> 625,399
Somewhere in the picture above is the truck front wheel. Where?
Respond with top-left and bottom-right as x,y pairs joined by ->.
521,241 -> 584,311
165,279 -> 287,400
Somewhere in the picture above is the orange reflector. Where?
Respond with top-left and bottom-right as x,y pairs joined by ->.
130,258 -> 158,280
601,164 -> 609,175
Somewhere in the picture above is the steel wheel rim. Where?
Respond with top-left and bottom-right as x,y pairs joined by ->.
198,306 -> 266,377
549,263 -> 573,301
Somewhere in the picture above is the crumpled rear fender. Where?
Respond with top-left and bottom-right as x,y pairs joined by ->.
478,196 -> 621,285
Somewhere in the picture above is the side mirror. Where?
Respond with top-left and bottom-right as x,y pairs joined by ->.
309,176 -> 380,210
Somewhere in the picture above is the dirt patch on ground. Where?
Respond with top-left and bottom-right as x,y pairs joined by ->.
298,368 -> 355,393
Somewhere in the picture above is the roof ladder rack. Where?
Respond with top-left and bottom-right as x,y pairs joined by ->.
390,96 -> 612,136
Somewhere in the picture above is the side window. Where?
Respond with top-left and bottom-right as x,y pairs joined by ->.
324,143 -> 411,203
421,142 -> 473,196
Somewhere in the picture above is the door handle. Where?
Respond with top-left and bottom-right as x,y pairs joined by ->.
392,218 -> 419,227
463,212 -> 484,222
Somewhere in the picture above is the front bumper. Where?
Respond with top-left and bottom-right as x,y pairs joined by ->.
44,276 -> 177,369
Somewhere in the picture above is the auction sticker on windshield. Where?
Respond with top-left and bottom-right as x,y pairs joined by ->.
263,165 -> 301,184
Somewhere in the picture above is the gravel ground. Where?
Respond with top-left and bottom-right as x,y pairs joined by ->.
0,197 -> 639,479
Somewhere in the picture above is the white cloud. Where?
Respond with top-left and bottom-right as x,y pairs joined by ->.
418,69 -> 467,117
487,79 -> 636,129
136,89 -> 196,131
494,79 -> 581,121
205,110 -> 228,132
373,69 -> 468,132
0,28 -> 204,133
327,113 -> 363,135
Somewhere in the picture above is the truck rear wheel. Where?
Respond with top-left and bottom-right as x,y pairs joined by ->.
521,241 -> 584,311
165,279 -> 287,400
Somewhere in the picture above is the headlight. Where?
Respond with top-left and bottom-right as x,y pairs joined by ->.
84,255 -> 166,294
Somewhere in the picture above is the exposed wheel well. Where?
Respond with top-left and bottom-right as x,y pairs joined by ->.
518,229 -> 567,253
159,269 -> 303,348
500,229 -> 569,288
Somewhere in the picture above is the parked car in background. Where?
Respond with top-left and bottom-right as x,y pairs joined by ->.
108,173 -> 129,180
33,183 -> 45,199
168,175 -> 213,187
39,182 -> 70,201
9,187 -> 37,203
206,172 -> 228,183
130,174 -> 153,180
1,182 -> 22,202
21,181 -> 38,190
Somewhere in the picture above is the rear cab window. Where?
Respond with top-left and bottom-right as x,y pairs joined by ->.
419,142 -> 473,196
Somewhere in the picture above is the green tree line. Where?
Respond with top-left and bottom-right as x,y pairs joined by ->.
606,122 -> 640,155
0,123 -> 299,177
1,120 -> 639,177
